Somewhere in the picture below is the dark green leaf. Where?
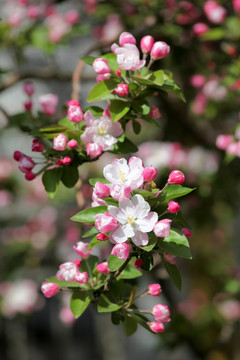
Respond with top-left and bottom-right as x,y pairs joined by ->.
87,79 -> 118,102
159,230 -> 192,259
86,236 -> 103,250
108,255 -> 125,272
82,226 -> 99,238
61,166 -> 79,188
132,120 -> 141,134
132,100 -> 150,115
139,252 -> 153,271
42,167 -> 62,199
111,137 -> 138,154
70,290 -> 91,318
162,259 -> 182,291
46,276 -> 80,288
97,294 -> 122,313
111,311 -> 124,325
123,315 -> 138,336
84,106 -> 103,116
110,100 -> 130,122
71,206 -> 107,224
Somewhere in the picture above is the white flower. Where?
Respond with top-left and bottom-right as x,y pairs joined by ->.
114,43 -> 146,71
108,194 -> 158,246
81,110 -> 123,151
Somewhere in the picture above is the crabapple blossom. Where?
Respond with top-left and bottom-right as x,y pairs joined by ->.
148,322 -> 165,333
110,184 -> 131,202
81,110 -> 123,151
67,102 -> 83,123
148,284 -> 162,296
193,23 -> 209,35
67,139 -> 78,149
114,84 -> 129,97
86,143 -> 102,158
96,233 -> 108,241
19,156 -> 34,173
153,219 -> 172,238
96,262 -> 110,275
25,171 -> 35,181
233,0 -> 240,12
95,212 -> 118,233
168,170 -> 185,184
140,35 -> 154,54
93,182 -> 110,198
108,194 -> 158,246
13,151 -> 23,161
190,74 -> 206,88
151,41 -> 170,60
23,81 -> 34,96
143,166 -> 158,181
27,5 -> 40,19
111,243 -> 130,260
24,100 -> 32,112
96,73 -> 111,82
56,262 -> 79,282
39,93 -> 58,115
216,135 -> 233,150
73,259 -> 82,267
103,157 -> 144,191
152,304 -> 171,322
119,32 -> 136,46
114,43 -> 145,71
64,10 -> 79,25
73,241 -> 92,258
41,282 -> 60,298
168,201 -> 181,213
91,192 -> 107,207
149,106 -> 162,119
32,139 -> 44,152
163,252 -> 176,264
226,142 -> 240,156
62,156 -> 72,165
204,1 -> 226,24
182,228 -> 192,238
93,58 -> 111,74
53,133 -> 68,151
75,272 -> 88,284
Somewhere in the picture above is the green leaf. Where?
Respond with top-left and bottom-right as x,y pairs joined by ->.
132,120 -> 141,134
162,185 -> 195,201
42,167 -> 62,199
61,166 -> 79,188
82,226 -> 99,238
110,100 -> 130,122
111,311 -> 124,325
70,291 -> 91,318
161,80 -> 186,102
132,188 -> 159,199
84,106 -> 103,116
120,264 -> 142,279
162,259 -> 182,291
173,211 -> 192,229
46,276 -> 80,288
159,229 -> 192,259
111,137 -> 138,154
71,206 -> 107,224
139,252 -> 153,271
140,232 -> 158,252
87,79 -> 118,102
81,255 -> 99,276
108,255 -> 125,272
86,236 -> 103,250
89,178 -> 110,186
132,100 -> 150,115
31,26 -> 56,54
123,315 -> 138,336
102,53 -> 119,72
131,313 -> 154,333
97,294 -> 122,313
201,28 -> 225,41
79,56 -> 96,65
147,70 -> 165,86
58,117 -> 76,130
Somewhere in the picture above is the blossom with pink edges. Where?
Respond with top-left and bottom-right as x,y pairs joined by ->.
182,228 -> 192,238
152,304 -> 171,322
113,43 -> 145,71
95,212 -> 118,233
96,73 -> 111,82
143,166 -> 158,181
53,133 -> 68,151
103,157 -> 144,191
216,135 -> 233,150
114,84 -> 129,97
81,110 -> 123,151
96,262 -> 110,275
93,182 -> 110,198
108,194 -> 158,246
168,201 -> 181,213
67,139 -> 78,149
91,192 -> 107,207
56,262 -> 79,282
41,282 -> 60,298
96,233 -> 108,241
151,41 -> 170,60
168,170 -> 185,184
86,143 -> 103,158
148,283 -> 162,296
204,1 -> 226,24
150,106 -> 162,119
110,184 -> 131,202
19,156 -> 34,173
153,219 -> 172,238
148,321 -> 165,333
75,272 -> 88,284
193,23 -> 209,36
226,142 -> 240,157
73,241 -> 93,258
32,139 -> 44,152
140,35 -> 154,54
67,101 -> 83,123
111,243 -> 130,260
119,32 -> 136,46
93,58 -> 111,74
233,0 -> 240,13
39,93 -> 58,115
64,10 -> 79,25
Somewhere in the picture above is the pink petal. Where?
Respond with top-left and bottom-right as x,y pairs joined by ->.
131,231 -> 149,246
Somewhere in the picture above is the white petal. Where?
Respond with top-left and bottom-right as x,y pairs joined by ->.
131,194 -> 150,218
121,223 -> 135,238
136,212 -> 158,232
119,197 -> 135,217
131,231 -> 149,246
84,110 -> 95,126
108,206 -> 126,224
110,226 -> 128,243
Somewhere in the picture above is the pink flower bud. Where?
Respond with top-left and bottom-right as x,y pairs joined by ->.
149,105 -> 162,119
96,73 -> 111,82
168,170 -> 185,184
94,182 -> 110,198
19,156 -> 34,173
62,156 -> 72,165
67,139 -> 78,148
111,43 -> 119,54
41,282 -> 59,298
148,321 -> 165,333
143,166 -> 158,181
168,201 -> 181,213
96,261 -> 110,275
233,0 -> 240,13
13,150 -> 23,161
32,139 -> 44,152
181,227 -> 192,238
73,259 -> 82,267
25,171 -> 36,181
190,74 -> 206,88
68,100 -> 80,106
86,143 -> 102,158
140,35 -> 155,54
193,23 -> 209,35
152,304 -> 171,322
75,271 -> 88,284
23,81 -> 34,96
163,252 -> 176,264
67,104 -> 83,123
151,41 -> 170,60
95,212 -> 118,233
39,93 -> 58,115
103,105 -> 111,118
134,258 -> 143,268
56,262 -> 79,282
153,219 -> 172,238
119,32 -> 136,46
27,5 -> 40,19
96,233 -> 108,241
111,243 -> 130,260
24,100 -> 33,112
216,135 -> 233,150
114,83 -> 129,97
53,133 -> 68,151
115,69 -> 121,76
204,1 -> 226,24
64,10 -> 79,25
73,241 -> 92,258
148,283 -> 162,296
93,58 -> 111,75
110,185 -> 131,201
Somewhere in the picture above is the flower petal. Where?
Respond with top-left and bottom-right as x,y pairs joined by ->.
131,194 -> 150,218
131,231 -> 149,246
136,211 -> 158,232
110,226 -> 128,243
108,205 -> 126,224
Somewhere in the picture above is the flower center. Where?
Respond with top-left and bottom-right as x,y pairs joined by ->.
119,171 -> 126,182
126,216 -> 135,225
98,125 -> 107,135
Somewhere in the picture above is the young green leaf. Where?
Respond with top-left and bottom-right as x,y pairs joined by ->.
82,226 -> 99,238
70,290 -> 91,318
97,294 -> 122,313
71,206 -> 107,224
108,255 -> 126,272
162,185 -> 195,201
87,79 -> 118,102
159,229 -> 192,259
89,178 -> 110,186
120,264 -> 142,279
110,100 -> 130,122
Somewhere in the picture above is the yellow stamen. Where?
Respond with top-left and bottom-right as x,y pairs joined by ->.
119,171 -> 126,182
98,125 -> 107,135
127,216 -> 135,225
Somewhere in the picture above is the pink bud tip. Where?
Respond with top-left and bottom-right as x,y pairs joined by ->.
96,233 -> 108,241
114,83 -> 129,97
115,69 -> 121,76
119,31 -> 136,46
150,41 -> 170,60
41,282 -> 59,298
181,228 -> 192,238
23,81 -> 34,96
25,171 -> 36,181
93,58 -> 111,75
75,272 -> 88,284
148,321 -> 165,333
148,283 -> 162,296
24,100 -> 33,112
168,170 -> 185,184
86,143 -> 102,159
149,106 -> 162,119
67,139 -> 78,149
140,35 -> 155,54
62,156 -> 72,165
73,259 -> 82,267
134,258 -> 143,268
143,166 -> 158,181
13,151 -> 23,161
111,243 -> 130,260
168,200 -> 181,213
32,139 -> 44,152
96,261 -> 110,275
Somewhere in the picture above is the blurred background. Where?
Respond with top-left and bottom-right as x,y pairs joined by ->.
1,0 -> 240,359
